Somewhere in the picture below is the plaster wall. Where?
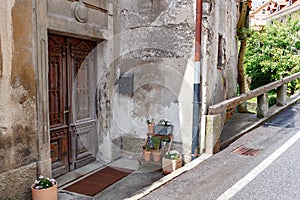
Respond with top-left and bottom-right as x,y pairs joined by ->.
0,0 -> 38,199
201,0 -> 238,117
112,0 -> 196,161
112,0 -> 239,161
0,0 -> 115,198
199,0 -> 239,153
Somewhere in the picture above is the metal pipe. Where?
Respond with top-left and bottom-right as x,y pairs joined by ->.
195,0 -> 202,62
191,0 -> 202,160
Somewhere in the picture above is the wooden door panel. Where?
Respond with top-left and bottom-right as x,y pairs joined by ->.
50,127 -> 69,177
49,54 -> 65,127
48,34 -> 67,128
74,59 -> 91,121
48,34 -> 69,177
70,37 -> 96,122
69,38 -> 97,169
48,33 -> 97,177
71,121 -> 97,169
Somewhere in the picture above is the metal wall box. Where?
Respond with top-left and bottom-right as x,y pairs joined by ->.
119,73 -> 134,95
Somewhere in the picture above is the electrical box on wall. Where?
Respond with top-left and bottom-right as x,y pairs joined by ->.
119,73 -> 134,95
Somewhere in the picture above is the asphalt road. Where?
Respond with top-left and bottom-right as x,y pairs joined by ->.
141,103 -> 300,200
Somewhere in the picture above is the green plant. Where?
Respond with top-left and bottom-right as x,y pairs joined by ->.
268,94 -> 277,107
152,136 -> 160,151
245,20 -> 300,92
143,140 -> 151,151
295,41 -> 300,50
146,118 -> 154,124
166,150 -> 180,160
33,176 -> 56,190
157,119 -> 171,126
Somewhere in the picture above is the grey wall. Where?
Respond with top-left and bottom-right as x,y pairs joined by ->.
201,0 -> 238,117
112,0 -> 239,161
112,0 -> 195,161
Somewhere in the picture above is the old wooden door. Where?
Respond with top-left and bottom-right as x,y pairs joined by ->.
48,33 -> 97,177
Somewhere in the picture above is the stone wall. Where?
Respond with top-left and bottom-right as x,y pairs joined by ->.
0,1 -> 38,199
0,163 -> 36,199
201,0 -> 238,119
198,0 -> 239,153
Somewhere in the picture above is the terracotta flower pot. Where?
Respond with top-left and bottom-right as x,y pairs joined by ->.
31,183 -> 58,200
162,157 -> 182,175
147,123 -> 155,134
152,150 -> 162,163
143,150 -> 152,161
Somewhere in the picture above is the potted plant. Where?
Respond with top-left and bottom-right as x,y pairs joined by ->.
31,175 -> 57,200
143,142 -> 152,161
162,150 -> 182,174
152,136 -> 162,163
146,118 -> 155,134
154,119 -> 173,135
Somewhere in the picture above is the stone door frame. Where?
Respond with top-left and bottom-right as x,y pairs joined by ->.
34,0 -> 113,177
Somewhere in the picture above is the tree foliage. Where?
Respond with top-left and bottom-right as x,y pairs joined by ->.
245,20 -> 300,94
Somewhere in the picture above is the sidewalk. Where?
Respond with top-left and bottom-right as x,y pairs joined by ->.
57,95 -> 300,200
221,94 -> 300,148
57,159 -> 164,200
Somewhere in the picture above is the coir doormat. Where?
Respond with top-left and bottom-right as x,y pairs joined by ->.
64,166 -> 134,196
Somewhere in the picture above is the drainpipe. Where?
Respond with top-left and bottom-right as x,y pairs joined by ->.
191,0 -> 202,160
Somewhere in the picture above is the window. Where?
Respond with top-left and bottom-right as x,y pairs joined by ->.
217,34 -> 226,69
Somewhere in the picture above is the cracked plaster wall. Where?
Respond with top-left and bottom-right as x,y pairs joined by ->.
112,0 -> 239,161
113,0 -> 196,161
201,0 -> 239,120
0,1 -> 38,199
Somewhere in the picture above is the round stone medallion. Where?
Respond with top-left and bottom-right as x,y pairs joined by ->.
73,0 -> 88,23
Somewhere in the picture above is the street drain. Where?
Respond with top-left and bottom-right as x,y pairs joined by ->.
232,146 -> 261,156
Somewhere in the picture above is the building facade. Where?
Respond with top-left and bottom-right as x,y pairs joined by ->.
250,0 -> 300,30
264,0 -> 300,23
0,0 -> 239,198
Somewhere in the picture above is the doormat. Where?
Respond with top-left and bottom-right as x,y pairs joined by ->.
64,166 -> 134,196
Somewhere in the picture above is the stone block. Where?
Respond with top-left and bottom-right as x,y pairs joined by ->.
277,84 -> 287,106
257,93 -> 269,118
205,114 -> 221,154
121,135 -> 146,160
0,163 -> 36,199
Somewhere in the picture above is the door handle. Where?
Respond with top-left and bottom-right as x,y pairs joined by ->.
64,110 -> 69,114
